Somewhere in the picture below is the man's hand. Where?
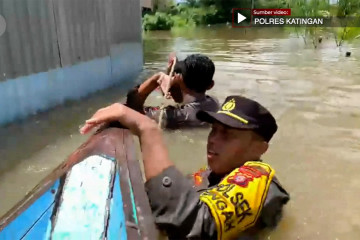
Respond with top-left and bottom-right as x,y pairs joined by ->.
167,52 -> 177,75
157,72 -> 185,100
168,73 -> 184,103
80,102 -> 174,181
80,103 -> 155,136
157,73 -> 172,98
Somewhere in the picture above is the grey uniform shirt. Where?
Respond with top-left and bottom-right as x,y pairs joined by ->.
126,85 -> 220,129
145,166 -> 290,240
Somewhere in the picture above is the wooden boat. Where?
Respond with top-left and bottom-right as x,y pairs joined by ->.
0,126 -> 158,239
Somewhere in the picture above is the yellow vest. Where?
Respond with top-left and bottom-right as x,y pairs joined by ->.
199,161 -> 275,240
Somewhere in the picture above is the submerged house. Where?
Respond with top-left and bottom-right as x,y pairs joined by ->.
141,0 -> 154,11
141,0 -> 188,12
0,0 -> 143,126
0,2 -> 159,238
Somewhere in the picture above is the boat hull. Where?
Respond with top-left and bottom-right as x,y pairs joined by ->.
0,128 -> 158,240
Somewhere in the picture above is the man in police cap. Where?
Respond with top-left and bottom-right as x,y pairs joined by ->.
80,95 -> 290,240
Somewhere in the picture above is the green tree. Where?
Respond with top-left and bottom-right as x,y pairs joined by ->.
337,0 -> 360,16
187,0 -> 198,7
143,12 -> 174,31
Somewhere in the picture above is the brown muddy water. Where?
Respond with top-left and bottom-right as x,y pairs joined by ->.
1,25 -> 360,239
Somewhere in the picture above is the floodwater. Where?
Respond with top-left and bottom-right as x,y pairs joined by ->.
1,25 -> 360,239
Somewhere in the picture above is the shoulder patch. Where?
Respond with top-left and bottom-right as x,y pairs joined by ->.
199,161 -> 275,240
227,165 -> 270,187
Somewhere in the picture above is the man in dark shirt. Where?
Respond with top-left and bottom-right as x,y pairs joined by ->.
80,95 -> 290,240
126,54 -> 220,129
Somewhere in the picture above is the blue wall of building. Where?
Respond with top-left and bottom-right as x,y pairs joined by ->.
0,0 -> 143,126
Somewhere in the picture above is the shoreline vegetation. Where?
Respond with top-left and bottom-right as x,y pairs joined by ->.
142,0 -> 360,48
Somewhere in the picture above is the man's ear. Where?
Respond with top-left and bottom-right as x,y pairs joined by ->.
169,84 -> 183,103
256,141 -> 268,156
250,140 -> 268,158
207,80 -> 215,90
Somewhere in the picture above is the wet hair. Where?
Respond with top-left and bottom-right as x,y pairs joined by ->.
174,54 -> 215,93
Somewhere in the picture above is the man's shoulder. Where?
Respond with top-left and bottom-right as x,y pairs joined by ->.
160,95 -> 220,128
259,178 -> 289,229
202,95 -> 220,111
204,94 -> 219,103
184,95 -> 219,109
270,176 -> 290,202
230,162 -> 290,209
198,162 -> 276,238
237,162 -> 290,229
198,162 -> 289,236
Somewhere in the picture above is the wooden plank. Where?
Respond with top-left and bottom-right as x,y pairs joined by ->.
123,131 -> 159,240
0,180 -> 60,240
51,155 -> 116,239
106,172 -> 128,240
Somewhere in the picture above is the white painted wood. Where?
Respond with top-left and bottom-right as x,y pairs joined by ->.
51,155 -> 115,240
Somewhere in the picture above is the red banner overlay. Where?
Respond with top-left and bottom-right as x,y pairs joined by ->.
252,9 -> 291,16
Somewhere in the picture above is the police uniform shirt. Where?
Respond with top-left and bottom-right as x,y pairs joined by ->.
145,165 -> 290,240
126,85 -> 220,129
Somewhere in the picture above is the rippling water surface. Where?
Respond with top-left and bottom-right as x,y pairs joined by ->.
1,26 -> 360,239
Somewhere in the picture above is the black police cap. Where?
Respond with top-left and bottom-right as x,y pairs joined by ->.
197,95 -> 278,142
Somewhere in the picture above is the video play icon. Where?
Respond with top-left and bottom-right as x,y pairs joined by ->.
237,13 -> 246,23
232,8 -> 252,28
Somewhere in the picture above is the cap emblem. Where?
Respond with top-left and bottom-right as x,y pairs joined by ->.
222,98 -> 236,112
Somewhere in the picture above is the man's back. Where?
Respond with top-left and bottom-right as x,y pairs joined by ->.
126,53 -> 218,129
144,95 -> 220,129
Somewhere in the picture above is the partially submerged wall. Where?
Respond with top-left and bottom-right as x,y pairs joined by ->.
0,0 -> 143,125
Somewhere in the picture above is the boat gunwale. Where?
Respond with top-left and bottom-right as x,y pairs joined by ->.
122,130 -> 159,239
0,128 -> 145,234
